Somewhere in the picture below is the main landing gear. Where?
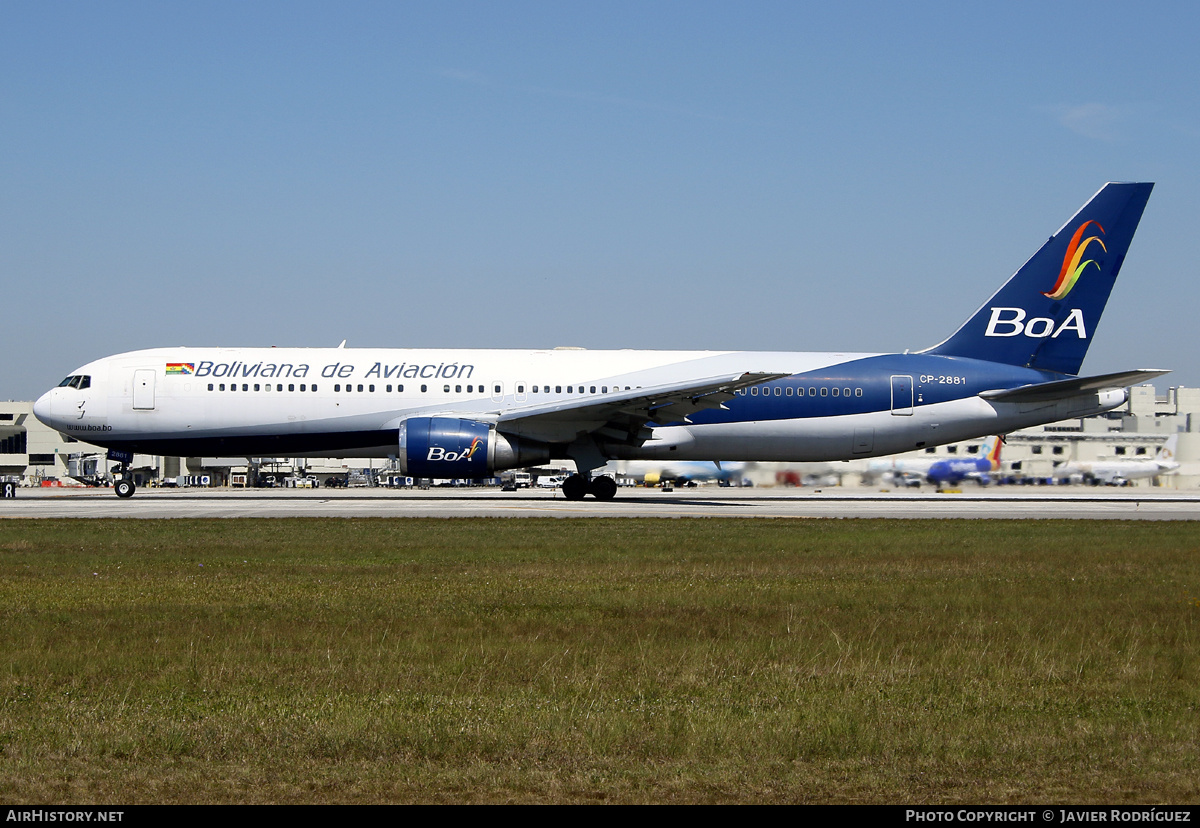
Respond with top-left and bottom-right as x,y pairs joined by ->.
561,474 -> 618,501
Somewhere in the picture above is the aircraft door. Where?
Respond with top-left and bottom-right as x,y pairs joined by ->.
133,369 -> 156,410
890,375 -> 913,415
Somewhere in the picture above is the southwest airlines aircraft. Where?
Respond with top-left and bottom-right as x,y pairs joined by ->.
869,436 -> 1004,487
34,183 -> 1166,501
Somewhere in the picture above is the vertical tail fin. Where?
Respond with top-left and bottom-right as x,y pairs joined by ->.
1157,433 -> 1179,463
923,182 -> 1154,375
984,435 -> 1003,471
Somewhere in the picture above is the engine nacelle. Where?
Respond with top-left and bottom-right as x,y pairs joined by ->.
398,417 -> 551,479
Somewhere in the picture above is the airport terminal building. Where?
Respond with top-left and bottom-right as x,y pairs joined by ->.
4,384 -> 1200,490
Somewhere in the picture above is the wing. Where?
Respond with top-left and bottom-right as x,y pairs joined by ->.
491,372 -> 789,446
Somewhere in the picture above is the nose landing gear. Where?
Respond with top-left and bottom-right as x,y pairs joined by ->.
110,455 -> 136,498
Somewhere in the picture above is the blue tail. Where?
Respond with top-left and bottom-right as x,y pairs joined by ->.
923,182 -> 1153,375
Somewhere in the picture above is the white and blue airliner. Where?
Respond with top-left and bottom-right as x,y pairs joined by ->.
34,183 -> 1166,500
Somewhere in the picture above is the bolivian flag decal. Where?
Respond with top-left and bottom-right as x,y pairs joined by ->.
165,363 -> 195,375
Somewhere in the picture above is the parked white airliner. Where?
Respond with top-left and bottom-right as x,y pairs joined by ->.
1056,434 -> 1180,485
34,183 -> 1166,500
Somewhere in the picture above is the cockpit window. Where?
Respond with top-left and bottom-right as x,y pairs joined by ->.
57,375 -> 91,389
58,376 -> 75,387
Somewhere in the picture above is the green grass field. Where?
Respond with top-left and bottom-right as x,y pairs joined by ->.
1,518 -> 1197,803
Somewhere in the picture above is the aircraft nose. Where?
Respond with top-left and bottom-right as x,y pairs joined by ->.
33,390 -> 54,425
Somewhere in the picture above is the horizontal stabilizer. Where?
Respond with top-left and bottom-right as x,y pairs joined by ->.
979,369 -> 1171,403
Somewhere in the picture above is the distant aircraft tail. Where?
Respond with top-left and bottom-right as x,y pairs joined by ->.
1157,433 -> 1179,463
984,435 -> 1003,471
923,182 -> 1154,376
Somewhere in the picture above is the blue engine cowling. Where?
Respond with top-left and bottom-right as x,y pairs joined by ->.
399,417 -> 551,479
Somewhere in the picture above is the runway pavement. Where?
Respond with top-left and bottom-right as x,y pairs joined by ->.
4,485 -> 1200,519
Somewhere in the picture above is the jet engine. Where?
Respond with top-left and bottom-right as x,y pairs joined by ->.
398,417 -> 551,478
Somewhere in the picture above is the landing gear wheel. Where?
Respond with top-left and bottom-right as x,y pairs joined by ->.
115,479 -> 136,499
589,475 -> 618,501
562,474 -> 589,501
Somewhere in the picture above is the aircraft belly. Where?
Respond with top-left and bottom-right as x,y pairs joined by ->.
613,393 -> 1099,463
618,402 -> 982,462
102,402 -> 401,456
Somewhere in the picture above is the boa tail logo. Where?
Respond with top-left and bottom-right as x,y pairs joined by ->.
463,437 -> 482,461
1043,220 -> 1106,300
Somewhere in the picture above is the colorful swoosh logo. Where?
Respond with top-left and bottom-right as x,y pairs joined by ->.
1043,220 -> 1106,300
463,437 -> 482,460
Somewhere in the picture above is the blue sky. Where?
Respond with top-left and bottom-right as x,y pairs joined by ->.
3,1 -> 1197,401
